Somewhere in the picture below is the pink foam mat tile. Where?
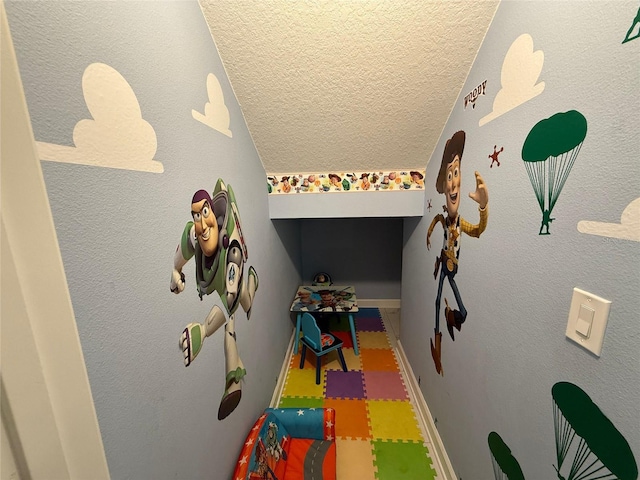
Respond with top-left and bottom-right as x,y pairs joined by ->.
363,371 -> 409,400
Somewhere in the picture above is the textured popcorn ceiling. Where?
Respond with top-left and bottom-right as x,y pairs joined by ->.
199,1 -> 498,174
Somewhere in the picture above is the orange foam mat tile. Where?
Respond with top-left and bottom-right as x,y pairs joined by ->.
290,351 -> 314,370
324,398 -> 372,440
359,348 -> 400,372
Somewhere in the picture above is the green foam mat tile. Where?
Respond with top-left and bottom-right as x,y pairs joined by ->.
372,440 -> 437,480
278,396 -> 324,408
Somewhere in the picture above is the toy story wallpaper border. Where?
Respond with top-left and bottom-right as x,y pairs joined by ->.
267,169 -> 425,195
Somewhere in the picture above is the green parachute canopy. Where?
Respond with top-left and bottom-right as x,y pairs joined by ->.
522,110 -> 587,162
552,382 -> 638,480
488,432 -> 525,480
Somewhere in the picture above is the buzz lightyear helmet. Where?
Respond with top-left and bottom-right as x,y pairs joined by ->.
208,179 -> 248,314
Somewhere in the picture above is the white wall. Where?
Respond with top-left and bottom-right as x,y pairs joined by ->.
5,1 -> 301,478
401,2 -> 639,479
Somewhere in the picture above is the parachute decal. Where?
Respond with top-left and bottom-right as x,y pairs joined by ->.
488,382 -> 637,480
622,6 -> 640,44
521,110 -> 587,235
552,382 -> 637,480
488,432 -> 525,480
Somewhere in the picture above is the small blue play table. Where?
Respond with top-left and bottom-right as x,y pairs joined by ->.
290,285 -> 359,356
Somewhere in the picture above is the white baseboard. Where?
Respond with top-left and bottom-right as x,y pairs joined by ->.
396,340 -> 457,480
358,298 -> 401,309
270,331 -> 294,408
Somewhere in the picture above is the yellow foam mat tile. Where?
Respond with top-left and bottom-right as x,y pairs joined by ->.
281,366 -> 325,398
357,331 -> 392,349
367,400 -> 424,442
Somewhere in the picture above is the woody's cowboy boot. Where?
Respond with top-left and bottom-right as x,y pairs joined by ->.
444,298 -> 463,341
430,331 -> 443,376
219,314 -> 246,420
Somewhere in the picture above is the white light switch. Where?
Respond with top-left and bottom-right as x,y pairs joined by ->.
566,288 -> 611,356
575,304 -> 594,337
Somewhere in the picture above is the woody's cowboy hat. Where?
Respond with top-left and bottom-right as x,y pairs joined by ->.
436,131 -> 465,194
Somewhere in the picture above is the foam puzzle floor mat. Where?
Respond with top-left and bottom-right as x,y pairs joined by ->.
278,308 -> 439,480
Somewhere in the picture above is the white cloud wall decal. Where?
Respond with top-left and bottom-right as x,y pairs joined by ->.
479,34 -> 545,127
37,63 -> 163,173
192,73 -> 232,138
578,198 -> 640,242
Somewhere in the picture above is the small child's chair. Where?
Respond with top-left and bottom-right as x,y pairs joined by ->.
299,312 -> 348,384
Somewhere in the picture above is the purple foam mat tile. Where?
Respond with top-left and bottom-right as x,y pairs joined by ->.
356,316 -> 385,332
325,370 -> 366,399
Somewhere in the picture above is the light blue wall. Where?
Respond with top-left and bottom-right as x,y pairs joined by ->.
402,2 -> 639,479
6,1 -> 301,478
301,218 -> 403,299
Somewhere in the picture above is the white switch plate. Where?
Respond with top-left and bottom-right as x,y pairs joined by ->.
566,288 -> 611,356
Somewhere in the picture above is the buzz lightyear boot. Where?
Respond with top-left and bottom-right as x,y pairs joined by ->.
240,266 -> 259,320
219,314 -> 246,420
179,305 -> 227,366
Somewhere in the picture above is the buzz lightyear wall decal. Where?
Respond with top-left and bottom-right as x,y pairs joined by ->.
622,6 -> 640,43
426,131 -> 489,376
170,178 -> 258,420
521,110 -> 587,235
